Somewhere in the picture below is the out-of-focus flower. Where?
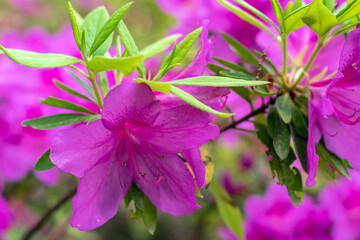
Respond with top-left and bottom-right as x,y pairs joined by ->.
0,196 -> 13,236
244,183 -> 333,240
220,171 -> 245,196
50,80 -> 220,230
320,173 -> 360,240
0,26 -> 97,186
307,28 -> 360,186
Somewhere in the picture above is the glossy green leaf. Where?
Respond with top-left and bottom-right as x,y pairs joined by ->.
336,0 -> 360,23
207,64 -> 229,76
270,0 -> 285,26
170,86 -> 234,118
80,7 -> 111,57
275,93 -> 292,124
22,114 -> 93,130
267,106 -> 291,159
89,2 -> 132,56
135,79 -> 171,94
87,115 -> 102,125
210,182 -> 244,239
290,103 -> 308,172
140,34 -> 181,61
118,21 -> 147,78
253,86 -> 278,96
155,27 -> 202,80
68,2 -> 82,50
40,97 -> 96,114
217,0 -> 276,37
168,76 -> 268,87
53,79 -> 94,102
292,0 -> 303,11
254,119 -> 303,205
284,4 -> 310,33
34,149 -> 55,172
222,33 -> 258,65
302,0 -> 337,36
66,70 -> 95,98
0,45 -> 82,68
87,55 -> 143,76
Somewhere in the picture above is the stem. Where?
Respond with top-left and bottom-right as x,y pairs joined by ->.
22,188 -> 77,240
282,34 -> 288,85
68,65 -> 90,80
89,71 -> 104,109
220,99 -> 275,133
289,38 -> 324,90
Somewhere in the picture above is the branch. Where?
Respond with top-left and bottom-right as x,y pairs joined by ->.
220,98 -> 275,133
22,187 -> 77,240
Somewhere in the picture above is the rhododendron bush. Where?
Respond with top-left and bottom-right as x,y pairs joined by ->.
1,0 -> 360,239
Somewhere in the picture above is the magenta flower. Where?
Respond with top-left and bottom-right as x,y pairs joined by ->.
320,173 -> 360,240
0,196 -> 13,236
307,28 -> 360,186
244,183 -> 333,240
50,79 -> 219,230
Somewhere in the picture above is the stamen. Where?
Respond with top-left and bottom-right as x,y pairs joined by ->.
115,134 -> 126,188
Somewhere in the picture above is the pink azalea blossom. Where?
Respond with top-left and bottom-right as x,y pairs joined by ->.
320,173 -> 360,240
0,196 -> 13,236
307,28 -> 360,186
50,79 -> 220,230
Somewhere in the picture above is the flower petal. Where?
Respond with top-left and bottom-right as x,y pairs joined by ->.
132,105 -> 219,153
71,151 -> 132,231
50,120 -> 116,178
134,153 -> 200,215
338,28 -> 360,78
102,80 -> 160,130
182,149 -> 205,188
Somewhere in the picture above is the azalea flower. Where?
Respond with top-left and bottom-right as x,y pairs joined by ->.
50,80 -> 220,230
307,28 -> 360,186
0,195 -> 13,237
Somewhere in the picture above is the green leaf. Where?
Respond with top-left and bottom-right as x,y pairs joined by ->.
292,0 -> 303,11
336,0 -> 360,23
140,34 -> 181,61
254,119 -> 303,205
231,0 -> 279,30
302,0 -> 338,36
0,45 -> 82,68
87,55 -> 143,76
155,27 -> 202,80
253,86 -> 278,96
275,93 -> 292,124
66,70 -> 95,98
170,86 -> 234,118
53,79 -> 94,103
89,2 -> 132,56
323,0 -> 336,12
284,4 -> 310,33
270,0 -> 285,26
135,79 -> 171,94
118,21 -> 147,78
285,2 -> 294,16
231,87 -> 252,103
40,97 -> 96,114
207,64 -> 229,76
168,76 -> 268,87
68,2 -> 82,50
86,115 -> 101,125
217,0 -> 276,37
219,71 -> 256,80
210,182 -> 244,240
22,114 -> 93,130
267,106 -> 291,159
34,149 -> 55,172
316,141 -> 351,179
143,196 -> 157,235
98,72 -> 109,97
222,33 -> 258,65
213,57 -> 251,74
80,6 -> 111,57
290,103 -> 308,172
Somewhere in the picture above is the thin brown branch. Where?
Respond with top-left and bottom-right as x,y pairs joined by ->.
22,187 -> 77,240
